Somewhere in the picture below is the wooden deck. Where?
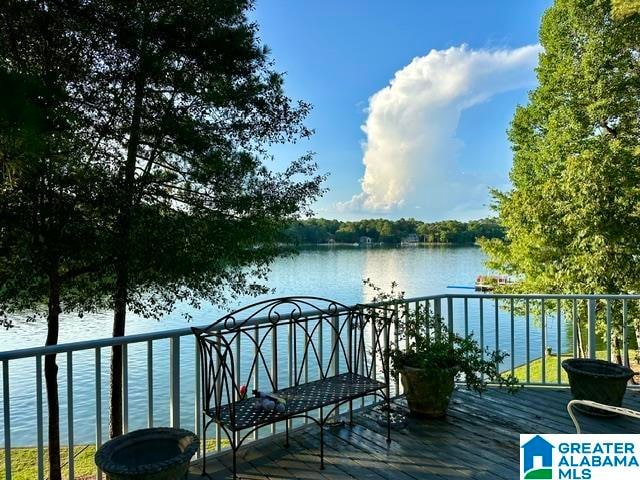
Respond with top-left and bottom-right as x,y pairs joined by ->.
189,386 -> 640,479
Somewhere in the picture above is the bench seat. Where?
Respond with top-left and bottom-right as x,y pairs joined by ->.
212,372 -> 385,430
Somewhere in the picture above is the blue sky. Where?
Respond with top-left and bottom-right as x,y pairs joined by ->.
252,0 -> 551,221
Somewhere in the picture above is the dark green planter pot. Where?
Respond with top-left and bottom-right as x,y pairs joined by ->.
400,366 -> 458,417
562,358 -> 634,417
95,427 -> 199,480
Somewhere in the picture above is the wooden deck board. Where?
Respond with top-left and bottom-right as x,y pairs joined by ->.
189,386 -> 640,479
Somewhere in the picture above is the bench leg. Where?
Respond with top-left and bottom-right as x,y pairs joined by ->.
232,446 -> 237,480
349,400 -> 353,426
285,420 -> 290,448
201,416 -> 207,476
386,396 -> 391,443
320,422 -> 325,470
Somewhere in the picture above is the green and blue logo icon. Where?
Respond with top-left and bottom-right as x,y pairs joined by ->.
521,435 -> 554,479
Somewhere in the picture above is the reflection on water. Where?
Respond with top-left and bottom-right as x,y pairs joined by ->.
360,245 -> 483,301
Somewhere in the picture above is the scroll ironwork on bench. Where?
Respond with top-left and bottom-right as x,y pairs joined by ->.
192,296 -> 394,479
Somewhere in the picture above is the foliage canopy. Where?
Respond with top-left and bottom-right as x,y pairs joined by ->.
612,0 -> 640,19
481,0 -> 640,296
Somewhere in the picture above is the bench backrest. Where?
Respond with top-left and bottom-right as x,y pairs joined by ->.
192,297 -> 393,419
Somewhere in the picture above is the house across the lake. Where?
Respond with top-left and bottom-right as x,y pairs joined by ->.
401,233 -> 420,245
359,235 -> 373,246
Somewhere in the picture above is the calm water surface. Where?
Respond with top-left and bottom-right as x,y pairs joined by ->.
3,245 -> 485,348
1,246 -> 565,446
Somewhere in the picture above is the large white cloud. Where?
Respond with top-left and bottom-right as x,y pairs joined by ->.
339,44 -> 541,218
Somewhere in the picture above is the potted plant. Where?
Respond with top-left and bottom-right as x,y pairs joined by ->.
365,280 -> 519,417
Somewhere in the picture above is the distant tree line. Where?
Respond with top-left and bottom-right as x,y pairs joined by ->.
282,218 -> 504,245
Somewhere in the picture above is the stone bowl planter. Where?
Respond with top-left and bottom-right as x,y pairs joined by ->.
95,427 -> 199,480
562,358 -> 634,417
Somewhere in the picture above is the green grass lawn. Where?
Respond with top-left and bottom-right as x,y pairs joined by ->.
0,439 -> 228,480
512,349 -> 638,384
0,446 -> 96,480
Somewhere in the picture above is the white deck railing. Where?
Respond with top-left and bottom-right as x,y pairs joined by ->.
1,292 -> 639,479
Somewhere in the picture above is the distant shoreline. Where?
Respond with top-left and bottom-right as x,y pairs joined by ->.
287,242 -> 480,247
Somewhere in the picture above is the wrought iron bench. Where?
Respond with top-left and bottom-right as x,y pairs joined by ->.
192,297 -> 394,479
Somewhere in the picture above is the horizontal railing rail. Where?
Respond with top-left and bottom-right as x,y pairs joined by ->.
446,293 -> 640,300
1,292 -> 639,480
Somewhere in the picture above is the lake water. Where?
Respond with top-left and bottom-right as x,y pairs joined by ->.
0,246 -> 568,447
2,245 -> 486,348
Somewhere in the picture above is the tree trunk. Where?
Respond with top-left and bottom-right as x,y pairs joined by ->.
109,72 -> 144,439
635,319 -> 640,364
45,269 -> 62,480
109,273 -> 126,438
613,334 -> 622,365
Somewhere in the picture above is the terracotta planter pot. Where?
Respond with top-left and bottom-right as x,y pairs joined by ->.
400,366 -> 458,417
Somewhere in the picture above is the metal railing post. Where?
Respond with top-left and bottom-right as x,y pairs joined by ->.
67,351 -> 74,480
194,340 -> 201,457
169,336 -> 180,428
588,298 -> 597,359
393,302 -> 400,396
464,297 -> 469,339
623,299 -> 629,367
253,325 -> 260,436
95,348 -> 103,480
572,299 -> 579,358
434,298 -> 442,340
271,324 -> 278,435
147,341 -> 154,428
541,300 -> 546,384
509,299 -> 515,374
347,311 -> 353,415
556,299 -> 562,384
479,298 -> 484,364
383,308 -> 390,402
330,313 -> 338,377
122,344 -> 128,434
36,355 -> 44,480
525,298 -> 530,383
3,360 -> 11,480
606,300 -> 612,363
494,297 -> 499,359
